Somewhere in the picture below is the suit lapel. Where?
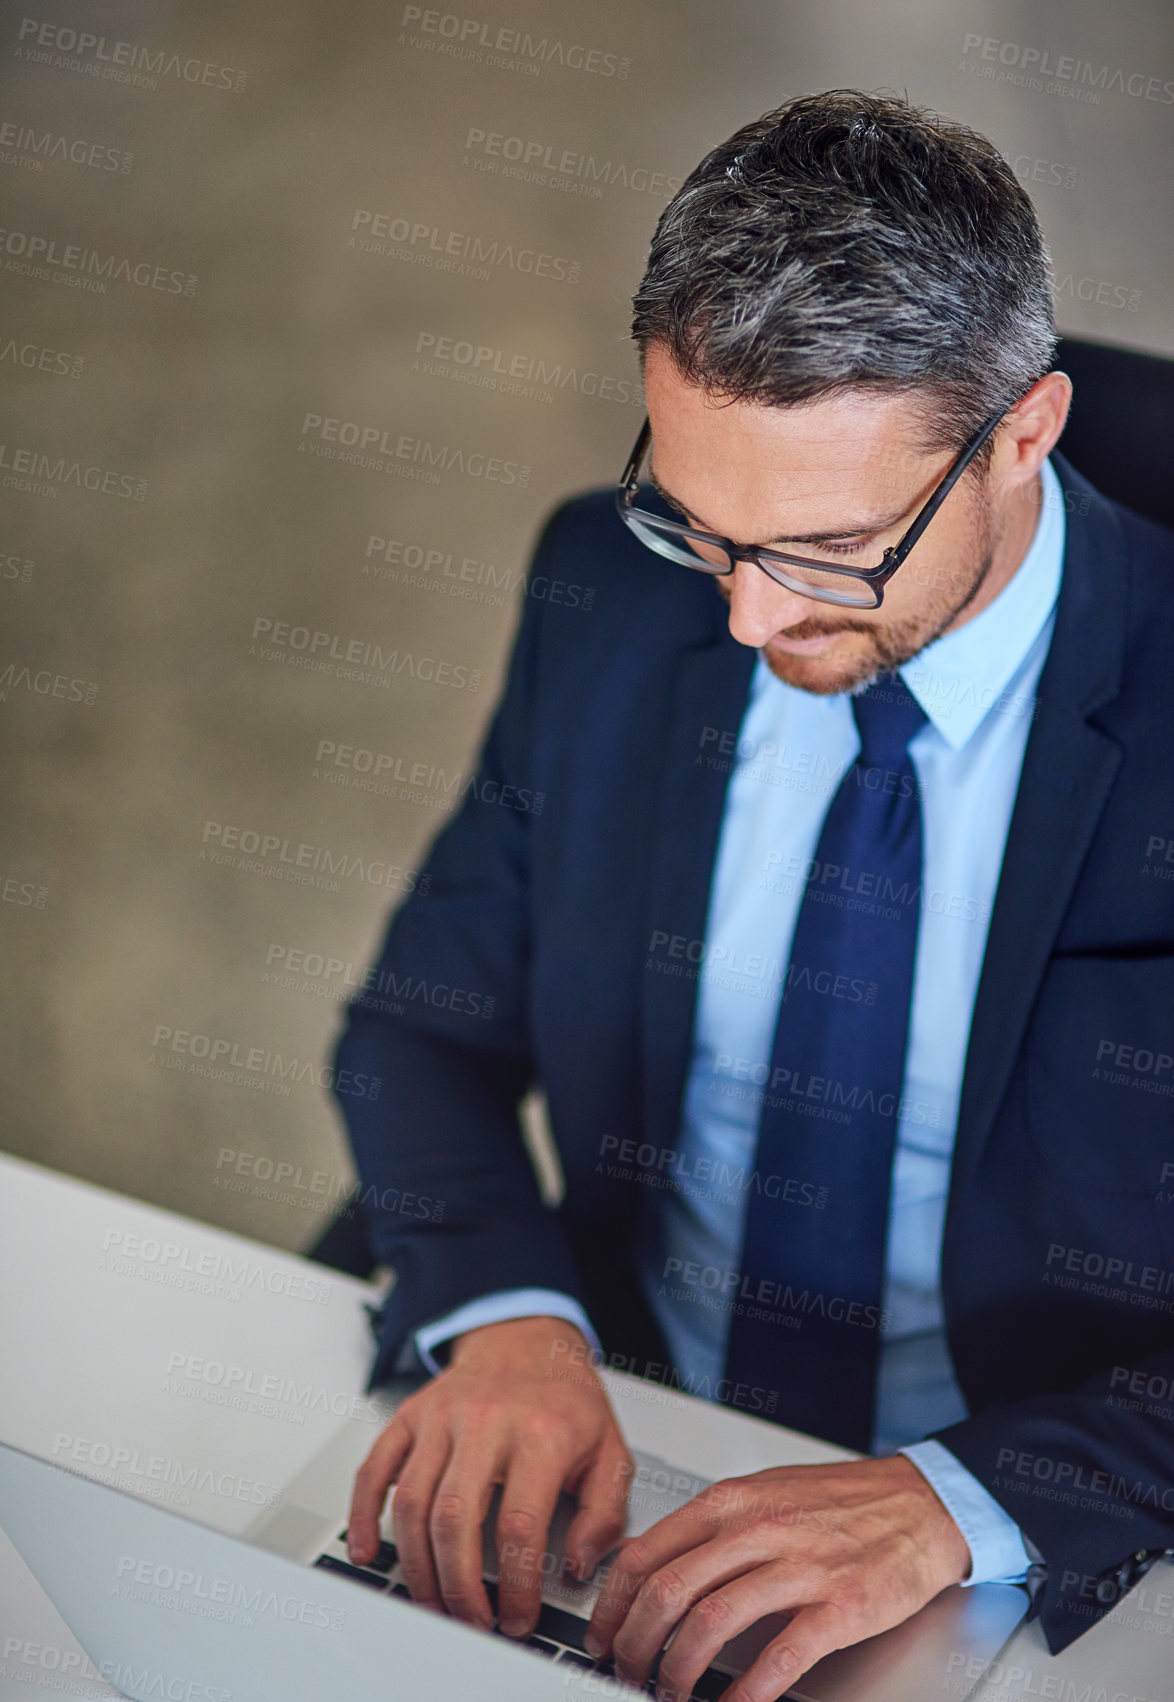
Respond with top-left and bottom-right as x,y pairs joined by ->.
639,634 -> 757,1166
950,455 -> 1128,1197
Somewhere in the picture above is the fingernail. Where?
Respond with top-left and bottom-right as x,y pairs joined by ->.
576,1549 -> 599,1582
499,1618 -> 529,1638
583,1632 -> 605,1659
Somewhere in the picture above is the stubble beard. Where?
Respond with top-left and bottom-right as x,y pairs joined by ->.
754,503 -> 999,696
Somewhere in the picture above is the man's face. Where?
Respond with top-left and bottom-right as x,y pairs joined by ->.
642,343 -> 1002,695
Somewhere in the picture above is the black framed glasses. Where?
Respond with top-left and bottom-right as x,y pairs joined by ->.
615,406 -> 1007,608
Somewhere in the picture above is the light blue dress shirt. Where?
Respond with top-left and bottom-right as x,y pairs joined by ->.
407,460 -> 1066,1588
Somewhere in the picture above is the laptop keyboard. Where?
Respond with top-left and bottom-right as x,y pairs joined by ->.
315,1532 -> 731,1700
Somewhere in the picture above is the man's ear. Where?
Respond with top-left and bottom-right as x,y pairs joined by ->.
998,371 -> 1073,490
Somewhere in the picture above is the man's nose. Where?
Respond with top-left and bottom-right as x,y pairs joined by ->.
722,560 -> 815,647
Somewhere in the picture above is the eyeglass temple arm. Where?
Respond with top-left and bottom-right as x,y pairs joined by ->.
885,409 -> 1006,563
618,418 -> 653,499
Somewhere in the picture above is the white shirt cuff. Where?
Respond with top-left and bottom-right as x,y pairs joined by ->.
412,1288 -> 601,1374
900,1439 -> 1032,1586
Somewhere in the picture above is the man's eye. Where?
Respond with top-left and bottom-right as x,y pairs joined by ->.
777,537 -> 872,559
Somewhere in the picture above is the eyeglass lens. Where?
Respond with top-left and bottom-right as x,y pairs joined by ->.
624,511 -> 881,608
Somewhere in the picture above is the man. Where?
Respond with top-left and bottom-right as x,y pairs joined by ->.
332,91 -> 1174,1697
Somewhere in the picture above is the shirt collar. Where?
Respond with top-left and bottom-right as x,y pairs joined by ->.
899,456 -> 1065,749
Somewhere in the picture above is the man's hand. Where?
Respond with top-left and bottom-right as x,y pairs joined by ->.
347,1316 -> 633,1637
584,1455 -> 971,1701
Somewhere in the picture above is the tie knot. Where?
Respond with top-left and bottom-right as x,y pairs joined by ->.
850,674 -> 928,770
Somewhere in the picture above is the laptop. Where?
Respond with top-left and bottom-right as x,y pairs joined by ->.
0,1403 -> 1027,1702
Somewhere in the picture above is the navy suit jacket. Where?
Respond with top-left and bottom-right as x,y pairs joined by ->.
332,453 -> 1174,1652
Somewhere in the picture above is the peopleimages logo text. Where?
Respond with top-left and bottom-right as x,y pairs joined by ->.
413,330 -> 642,407
0,118 -> 133,171
398,8 -> 630,78
299,412 -> 528,485
961,33 -> 1174,102
15,19 -> 248,90
349,209 -> 580,285
462,128 -> 680,198
0,227 -> 195,292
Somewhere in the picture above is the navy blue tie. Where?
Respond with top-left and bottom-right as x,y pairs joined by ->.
721,673 -> 928,1451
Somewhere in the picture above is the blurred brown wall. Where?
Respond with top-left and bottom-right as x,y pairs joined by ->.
1,0 -> 1170,1252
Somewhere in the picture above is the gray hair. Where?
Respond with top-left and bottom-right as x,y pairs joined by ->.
632,90 -> 1057,462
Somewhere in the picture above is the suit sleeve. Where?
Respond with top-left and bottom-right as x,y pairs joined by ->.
932,1346 -> 1174,1652
328,503 -> 590,1388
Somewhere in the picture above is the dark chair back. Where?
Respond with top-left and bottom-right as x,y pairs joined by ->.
307,1194 -> 378,1278
1054,336 -> 1174,528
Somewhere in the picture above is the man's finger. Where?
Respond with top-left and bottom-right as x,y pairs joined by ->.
429,1440 -> 506,1630
347,1414 -> 414,1564
726,1605 -> 842,1702
494,1444 -> 573,1637
563,1437 -> 633,1580
585,1500 -> 723,1657
608,1536 -> 768,1686
654,1561 -> 810,1701
386,1429 -> 453,1610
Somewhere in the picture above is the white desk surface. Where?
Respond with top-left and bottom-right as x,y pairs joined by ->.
1,1151 -> 1169,1701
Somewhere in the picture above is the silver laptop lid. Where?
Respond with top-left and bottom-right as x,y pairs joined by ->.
0,1436 -> 1025,1702
0,1437 -> 600,1702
